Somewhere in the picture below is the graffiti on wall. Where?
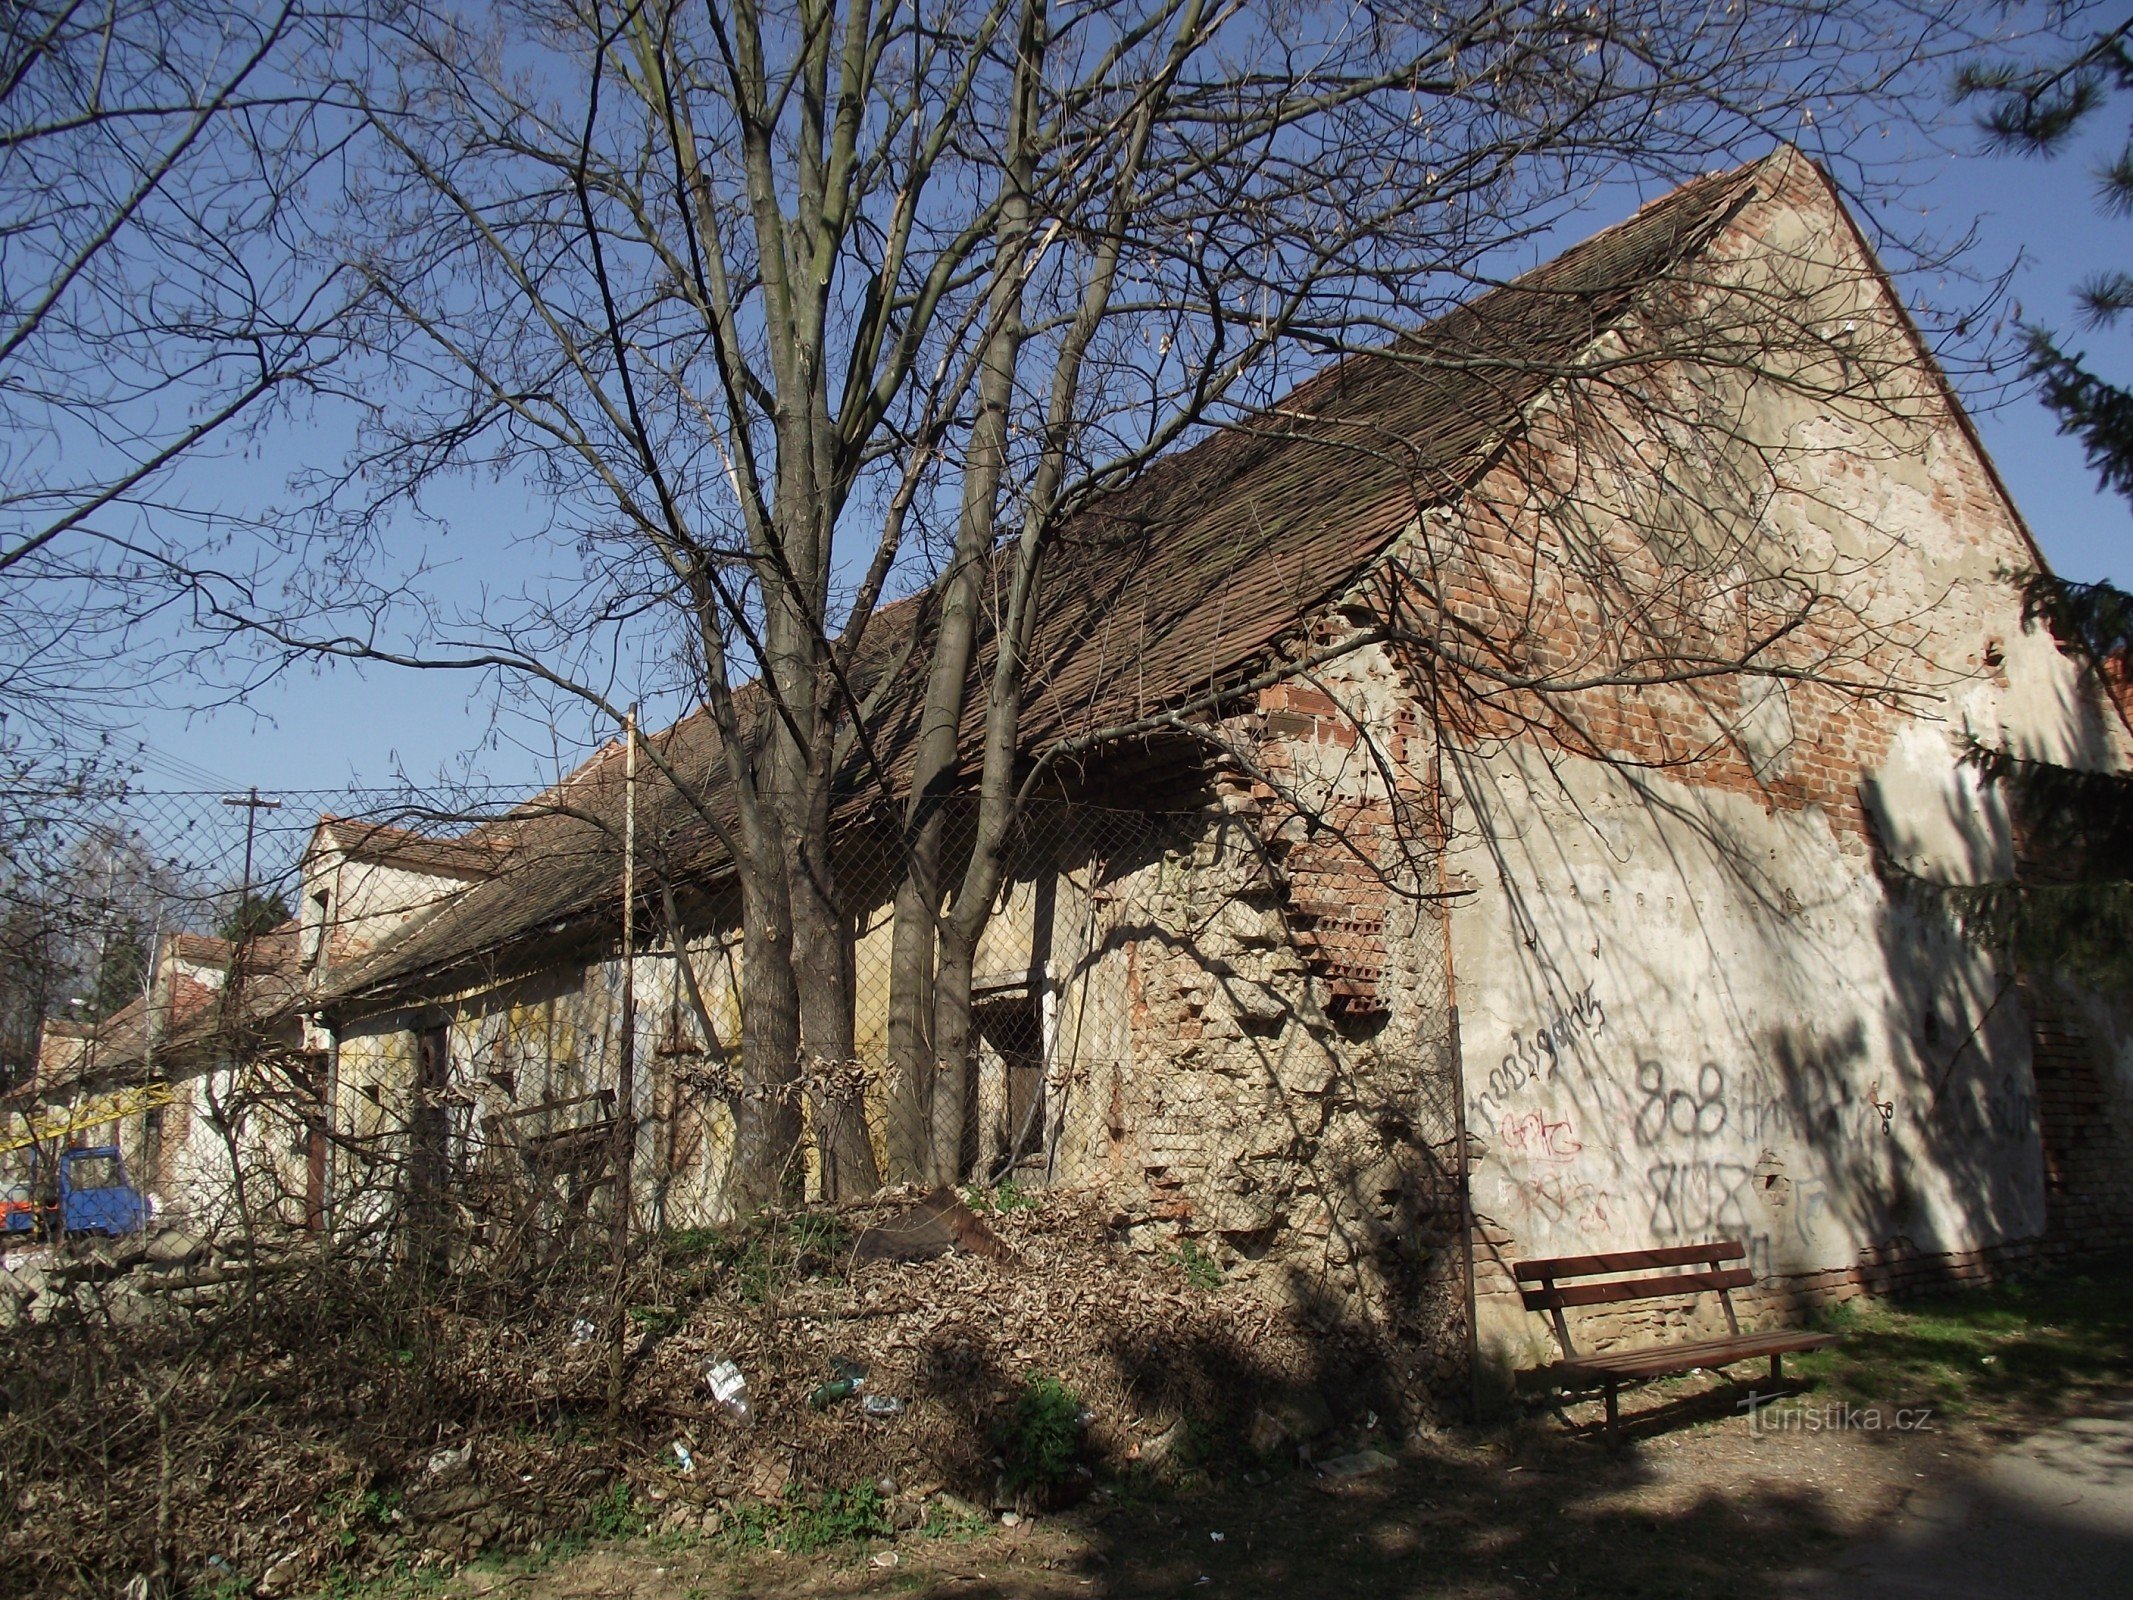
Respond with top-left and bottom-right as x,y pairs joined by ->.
1498,1110 -> 1582,1162
1472,982 -> 1604,1129
1477,980 -> 2049,1275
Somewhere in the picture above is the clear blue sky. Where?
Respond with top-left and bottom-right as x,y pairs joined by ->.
125,129 -> 2133,804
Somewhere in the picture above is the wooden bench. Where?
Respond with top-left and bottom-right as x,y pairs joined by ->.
1514,1240 -> 1835,1444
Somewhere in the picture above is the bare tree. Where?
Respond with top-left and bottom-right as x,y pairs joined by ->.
0,1 -> 370,759
282,0 -> 2029,1201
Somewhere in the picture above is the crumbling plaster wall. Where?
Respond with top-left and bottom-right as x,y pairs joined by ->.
1075,642 -> 1468,1371
1434,163 -> 2133,1370
305,850 -> 481,971
329,945 -> 743,1235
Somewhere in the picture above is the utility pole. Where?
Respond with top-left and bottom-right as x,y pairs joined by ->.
221,788 -> 283,916
607,710 -> 638,1421
219,788 -> 282,1053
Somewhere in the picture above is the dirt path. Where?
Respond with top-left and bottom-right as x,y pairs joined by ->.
432,1380 -> 2031,1600
1790,1396 -> 2133,1598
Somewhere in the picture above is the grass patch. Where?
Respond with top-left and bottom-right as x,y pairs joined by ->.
1795,1266 -> 2133,1418
917,1500 -> 994,1542
582,1481 -> 651,1542
663,1211 -> 851,1302
722,1483 -> 890,1554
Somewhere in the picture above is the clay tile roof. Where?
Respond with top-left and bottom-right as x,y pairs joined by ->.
318,155 -> 1776,1009
316,816 -> 513,880
166,932 -> 232,968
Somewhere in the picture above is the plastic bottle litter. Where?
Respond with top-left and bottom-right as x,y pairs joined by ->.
706,1359 -> 753,1423
861,1393 -> 905,1418
809,1375 -> 865,1408
570,1317 -> 598,1343
671,1440 -> 695,1474
811,1356 -> 869,1408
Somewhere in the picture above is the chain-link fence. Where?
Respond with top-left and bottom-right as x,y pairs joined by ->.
4,768 -> 1473,1336
1,769 -> 1473,1594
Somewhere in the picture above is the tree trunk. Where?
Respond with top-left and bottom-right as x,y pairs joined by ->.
731,852 -> 803,1208
928,914 -> 979,1184
883,867 -> 938,1179
882,0 -> 1038,1180
790,815 -> 879,1198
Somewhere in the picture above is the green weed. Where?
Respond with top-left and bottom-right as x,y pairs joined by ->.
1171,1239 -> 1222,1291
965,1179 -> 1039,1214
317,1561 -> 451,1600
998,1374 -> 1086,1496
675,1211 -> 851,1302
319,1485 -> 400,1554
582,1481 -> 650,1541
917,1501 -> 993,1542
627,1303 -> 686,1337
721,1482 -> 890,1554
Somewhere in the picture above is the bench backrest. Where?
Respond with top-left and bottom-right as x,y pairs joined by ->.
1512,1241 -> 1751,1358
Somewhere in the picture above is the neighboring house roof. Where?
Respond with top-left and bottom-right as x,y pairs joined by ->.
311,816 -> 513,880
18,923 -> 311,1100
167,932 -> 234,968
317,154 -> 1789,1012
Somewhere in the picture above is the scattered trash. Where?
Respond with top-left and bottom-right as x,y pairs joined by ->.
810,1355 -> 869,1408
1000,1510 -> 1022,1527
853,1186 -> 1012,1262
810,1375 -> 864,1407
706,1359 -> 753,1423
11,1189 -> 1373,1588
423,1441 -> 472,1481
1314,1448 -> 1397,1483
869,1549 -> 901,1568
1138,1419 -> 1187,1465
1209,1530 -> 1225,1542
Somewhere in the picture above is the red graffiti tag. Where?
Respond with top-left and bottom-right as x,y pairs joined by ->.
1499,1111 -> 1583,1162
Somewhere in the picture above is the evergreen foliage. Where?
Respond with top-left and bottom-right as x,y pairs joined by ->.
1965,19 -> 2133,514
1939,25 -> 2133,995
216,892 -> 292,945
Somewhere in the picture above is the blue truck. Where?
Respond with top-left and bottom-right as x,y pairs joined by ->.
1,1146 -> 151,1238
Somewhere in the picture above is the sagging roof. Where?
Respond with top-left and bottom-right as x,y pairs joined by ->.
317,153 -> 1784,1011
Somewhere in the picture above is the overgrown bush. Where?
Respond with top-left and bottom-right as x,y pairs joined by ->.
998,1375 -> 1085,1497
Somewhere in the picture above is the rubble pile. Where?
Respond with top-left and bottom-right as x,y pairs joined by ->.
0,1192 -> 1412,1597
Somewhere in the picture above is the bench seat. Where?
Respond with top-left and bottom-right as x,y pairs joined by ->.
1513,1239 -> 1836,1443
1542,1326 -> 1834,1386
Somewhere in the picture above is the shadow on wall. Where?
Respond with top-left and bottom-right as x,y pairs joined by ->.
1446,722 -> 2062,1333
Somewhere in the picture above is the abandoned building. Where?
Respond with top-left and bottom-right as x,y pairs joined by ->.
24,147 -> 2133,1384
